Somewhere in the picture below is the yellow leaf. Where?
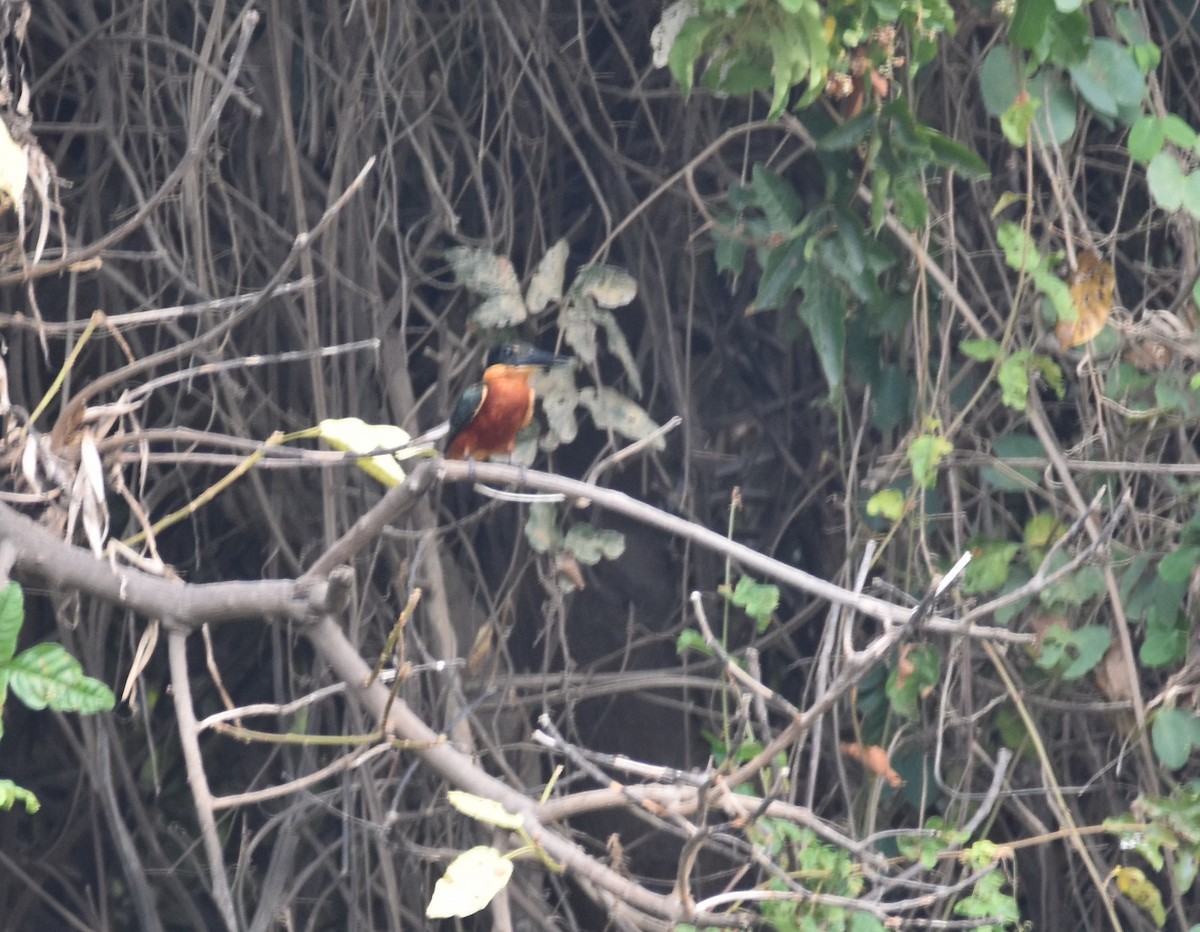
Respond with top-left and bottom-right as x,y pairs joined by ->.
0,118 -> 27,214
317,418 -> 418,488
1056,251 -> 1114,349
1110,866 -> 1165,927
426,846 -> 513,918
446,790 -> 524,830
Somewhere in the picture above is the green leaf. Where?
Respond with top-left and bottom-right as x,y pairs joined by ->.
676,628 -> 712,656
1141,624 -> 1187,667
0,581 -> 23,665
962,541 -> 1020,595
7,643 -> 115,713
577,386 -> 664,446
961,338 -> 1000,361
997,353 -> 1032,411
1164,114 -> 1198,148
563,524 -> 626,565
908,433 -> 952,489
751,164 -> 804,231
923,127 -> 991,179
472,292 -> 528,327
587,306 -> 643,395
531,365 -> 579,448
1151,709 -> 1198,770
979,46 -> 1019,118
866,488 -> 906,522
750,237 -> 806,312
796,269 -> 847,398
1147,151 -> 1186,212
983,433 -> 1045,491
1129,115 -> 1166,164
1028,70 -> 1078,145
1062,625 -> 1110,679
713,217 -> 747,276
1069,40 -> 1145,119
886,644 -> 940,720
730,576 -> 780,631
0,779 -> 39,813
1025,511 -> 1062,567
1159,546 -> 1200,584
1040,560 -> 1106,608
571,265 -> 637,309
1035,623 -> 1110,679
667,15 -> 718,95
445,247 -> 521,298
1001,94 -> 1040,147
523,502 -> 562,554
767,18 -> 806,118
524,238 -> 570,314
819,112 -> 877,152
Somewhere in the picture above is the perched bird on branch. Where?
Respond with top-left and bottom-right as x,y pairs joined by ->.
444,342 -> 569,461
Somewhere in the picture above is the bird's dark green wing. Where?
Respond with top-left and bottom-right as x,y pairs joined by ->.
445,382 -> 487,449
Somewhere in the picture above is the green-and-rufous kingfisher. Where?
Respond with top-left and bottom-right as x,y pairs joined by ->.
444,342 -> 570,460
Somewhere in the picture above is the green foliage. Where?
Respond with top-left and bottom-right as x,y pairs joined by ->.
886,644 -> 940,720
897,816 -> 968,869
981,433 -> 1044,492
0,583 -> 115,735
962,540 -> 1021,595
663,0 -> 829,117
524,503 -> 627,592
0,581 -> 114,812
953,868 -> 1020,930
1106,781 -> 1200,892
995,222 -> 1073,321
907,428 -> 951,489
727,575 -> 780,632
1034,623 -> 1110,680
996,349 -> 1064,412
715,167 -> 909,399
746,822 -> 884,931
866,487 -> 906,522
0,779 -> 40,813
1150,708 -> 1200,771
819,101 -> 989,230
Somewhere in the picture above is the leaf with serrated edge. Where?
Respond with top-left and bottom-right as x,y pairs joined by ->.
525,239 -> 569,314
578,387 -> 664,447
572,266 -> 637,308
8,642 -> 115,713
446,247 -> 521,298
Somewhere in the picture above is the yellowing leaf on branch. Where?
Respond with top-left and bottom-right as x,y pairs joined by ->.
425,845 -> 513,918
1109,866 -> 1166,927
317,418 -> 420,487
0,116 -> 27,214
1056,251 -> 1114,349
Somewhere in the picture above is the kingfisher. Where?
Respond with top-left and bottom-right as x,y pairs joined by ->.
444,342 -> 570,461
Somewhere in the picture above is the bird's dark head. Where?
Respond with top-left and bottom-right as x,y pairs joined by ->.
485,341 -> 571,372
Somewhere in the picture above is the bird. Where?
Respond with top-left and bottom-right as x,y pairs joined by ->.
444,342 -> 570,461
